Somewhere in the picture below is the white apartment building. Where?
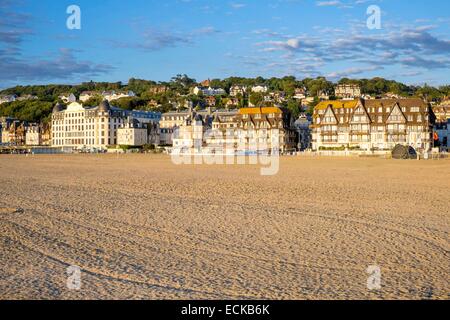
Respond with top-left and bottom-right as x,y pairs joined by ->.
117,118 -> 160,146
159,107 -> 214,145
172,114 -> 208,153
51,100 -> 160,151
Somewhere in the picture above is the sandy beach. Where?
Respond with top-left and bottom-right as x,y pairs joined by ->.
0,154 -> 448,300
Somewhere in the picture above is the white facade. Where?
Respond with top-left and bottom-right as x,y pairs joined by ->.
230,85 -> 247,97
293,88 -> 307,100
335,84 -> 361,100
117,126 -> 148,146
172,117 -> 206,153
51,101 -> 160,151
193,86 -> 226,96
251,85 -> 268,93
25,125 -> 41,146
102,90 -> 136,102
0,94 -> 17,104
117,119 -> 160,146
160,107 -> 213,145
79,91 -> 100,102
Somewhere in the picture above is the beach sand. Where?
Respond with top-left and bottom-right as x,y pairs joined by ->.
0,154 -> 448,299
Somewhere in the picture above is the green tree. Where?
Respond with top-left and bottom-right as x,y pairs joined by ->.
249,92 -> 264,107
286,99 -> 301,119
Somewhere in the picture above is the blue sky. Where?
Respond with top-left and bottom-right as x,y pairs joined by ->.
1,0 -> 449,88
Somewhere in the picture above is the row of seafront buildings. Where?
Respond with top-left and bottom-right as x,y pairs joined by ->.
1,97 -> 449,154
162,106 -> 297,154
312,98 -> 437,152
0,117 -> 51,147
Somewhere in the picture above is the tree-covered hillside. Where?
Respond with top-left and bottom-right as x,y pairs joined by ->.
1,76 -> 448,123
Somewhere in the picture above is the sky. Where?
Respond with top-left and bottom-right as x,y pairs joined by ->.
1,0 -> 450,89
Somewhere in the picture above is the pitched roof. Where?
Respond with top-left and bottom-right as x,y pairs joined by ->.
315,100 -> 359,110
315,98 -> 427,111
239,107 -> 282,115
363,98 -> 427,108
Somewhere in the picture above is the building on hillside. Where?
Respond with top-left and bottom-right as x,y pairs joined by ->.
16,94 -> 38,102
117,118 -> 160,147
269,91 -> 286,103
294,114 -> 312,151
205,96 -> 216,107
230,85 -> 247,97
147,99 -> 159,108
148,85 -> 169,94
225,97 -> 239,108
192,86 -> 226,96
263,95 -> 274,103
79,91 -> 101,102
433,100 -> 450,123
200,79 -> 211,87
318,90 -> 330,101
58,93 -> 77,104
381,92 -> 400,99
51,100 -> 160,151
311,99 -> 434,152
294,88 -> 307,100
102,90 -> 136,102
335,84 -> 361,100
0,94 -> 18,104
361,94 -> 374,100
251,85 -> 268,93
